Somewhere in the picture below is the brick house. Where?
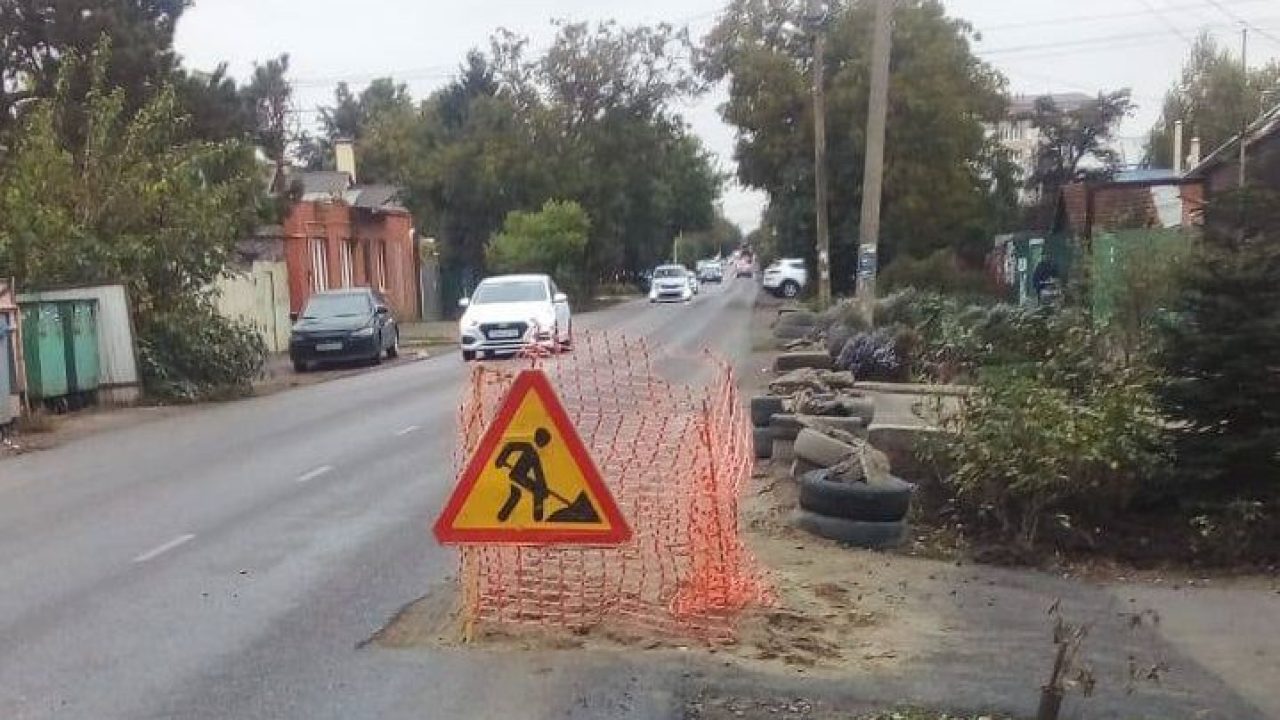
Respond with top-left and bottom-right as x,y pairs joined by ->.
281,143 -> 420,320
1185,103 -> 1280,198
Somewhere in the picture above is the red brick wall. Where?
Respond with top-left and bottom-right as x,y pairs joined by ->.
282,200 -> 420,320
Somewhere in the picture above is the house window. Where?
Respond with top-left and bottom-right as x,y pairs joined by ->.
340,240 -> 355,288
310,238 -> 329,292
375,241 -> 388,290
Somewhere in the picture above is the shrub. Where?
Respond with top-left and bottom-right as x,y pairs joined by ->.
837,330 -> 909,381
486,200 -> 591,300
136,298 -> 266,402
936,366 -> 1167,550
879,248 -> 1000,299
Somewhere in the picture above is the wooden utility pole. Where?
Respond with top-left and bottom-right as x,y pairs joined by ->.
809,0 -> 831,309
855,0 -> 893,321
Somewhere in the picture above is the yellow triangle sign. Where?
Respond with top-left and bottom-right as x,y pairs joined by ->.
433,369 -> 631,545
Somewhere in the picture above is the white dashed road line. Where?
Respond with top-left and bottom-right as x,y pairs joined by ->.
132,533 -> 196,564
296,465 -> 333,484
395,425 -> 421,436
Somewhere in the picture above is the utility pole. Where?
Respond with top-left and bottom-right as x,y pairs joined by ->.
855,0 -> 893,321
808,0 -> 831,309
1239,26 -> 1249,189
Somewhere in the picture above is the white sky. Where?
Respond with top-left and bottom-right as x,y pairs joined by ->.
174,0 -> 1280,233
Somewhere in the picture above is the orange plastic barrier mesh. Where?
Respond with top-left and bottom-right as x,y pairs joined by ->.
454,330 -> 772,641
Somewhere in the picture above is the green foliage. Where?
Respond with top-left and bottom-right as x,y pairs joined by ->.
1156,188 -> 1280,493
135,298 -> 266,401
879,249 -> 999,299
1096,231 -> 1194,362
678,216 -> 743,262
486,200 -> 591,300
0,47 -> 266,397
241,53 -> 296,172
938,360 -> 1167,551
702,0 -> 1017,287
1147,33 -> 1280,168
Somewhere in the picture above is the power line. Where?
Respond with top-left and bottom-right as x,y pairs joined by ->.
981,0 -> 1270,32
1203,0 -> 1280,48
1137,0 -> 1193,43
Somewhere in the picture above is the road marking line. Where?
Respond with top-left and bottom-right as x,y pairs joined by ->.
296,465 -> 333,483
133,533 -> 196,563
395,425 -> 421,436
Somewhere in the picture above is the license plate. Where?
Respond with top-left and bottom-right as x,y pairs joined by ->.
315,342 -> 343,352
489,328 -> 520,339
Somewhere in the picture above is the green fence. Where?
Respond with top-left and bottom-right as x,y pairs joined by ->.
1090,228 -> 1196,324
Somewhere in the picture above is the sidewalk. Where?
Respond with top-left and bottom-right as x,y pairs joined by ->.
399,320 -> 457,347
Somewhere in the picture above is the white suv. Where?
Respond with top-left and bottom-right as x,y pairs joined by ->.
762,258 -> 808,298
458,274 -> 571,360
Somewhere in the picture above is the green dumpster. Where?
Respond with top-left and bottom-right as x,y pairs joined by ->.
65,300 -> 100,393
21,303 -> 69,401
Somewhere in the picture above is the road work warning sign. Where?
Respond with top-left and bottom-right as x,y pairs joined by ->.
433,368 -> 631,545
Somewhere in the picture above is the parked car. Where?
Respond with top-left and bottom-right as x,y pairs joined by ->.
762,258 -> 808,298
736,256 -> 754,278
458,274 -> 571,361
289,288 -> 399,372
648,264 -> 693,303
697,260 -> 724,283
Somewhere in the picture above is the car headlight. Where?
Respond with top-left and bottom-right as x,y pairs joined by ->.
351,326 -> 375,338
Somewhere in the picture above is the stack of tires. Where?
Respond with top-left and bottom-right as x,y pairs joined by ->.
751,395 -> 787,459
791,426 -> 912,549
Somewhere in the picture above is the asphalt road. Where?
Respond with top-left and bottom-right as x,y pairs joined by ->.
0,279 -> 756,720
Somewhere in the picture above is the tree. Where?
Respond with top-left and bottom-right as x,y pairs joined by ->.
487,200 -> 591,299
679,215 -> 744,261
173,64 -> 254,142
241,54 -> 295,184
1027,89 -> 1134,228
702,0 -> 1013,288
1147,33 -> 1280,169
303,77 -> 414,170
0,0 -> 188,138
1157,188 -> 1280,494
0,48 -> 266,397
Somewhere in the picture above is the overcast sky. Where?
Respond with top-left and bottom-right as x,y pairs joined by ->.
174,0 -> 1280,233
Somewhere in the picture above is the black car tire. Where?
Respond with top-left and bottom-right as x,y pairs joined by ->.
793,509 -> 908,549
292,359 -> 308,373
386,330 -> 400,358
462,349 -> 476,362
370,336 -> 384,365
798,469 -> 913,522
781,280 -> 801,298
750,396 -> 786,427
753,427 -> 773,459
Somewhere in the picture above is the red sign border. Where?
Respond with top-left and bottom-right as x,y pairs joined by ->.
433,368 -> 632,545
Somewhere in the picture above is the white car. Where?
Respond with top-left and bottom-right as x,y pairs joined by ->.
762,258 -> 808,298
648,264 -> 693,303
458,274 -> 571,361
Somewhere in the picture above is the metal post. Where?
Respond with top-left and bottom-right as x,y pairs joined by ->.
856,0 -> 893,321
809,0 -> 831,309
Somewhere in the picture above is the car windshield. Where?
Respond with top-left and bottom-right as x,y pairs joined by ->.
302,293 -> 370,318
473,280 -> 547,304
653,267 -> 685,278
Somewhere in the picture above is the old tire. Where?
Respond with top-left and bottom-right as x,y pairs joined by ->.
793,509 -> 908,549
798,469 -> 913,522
794,427 -> 860,469
769,414 -> 804,441
753,427 -> 773,459
773,352 -> 835,372
386,331 -> 400,358
751,396 -> 786,428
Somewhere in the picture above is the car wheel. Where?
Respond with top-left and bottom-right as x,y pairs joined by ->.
462,349 -> 476,362
386,330 -> 400,358
781,280 -> 800,298
292,359 -> 308,373
560,322 -> 573,349
370,333 -> 384,365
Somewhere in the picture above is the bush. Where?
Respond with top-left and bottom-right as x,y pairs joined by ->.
879,249 -> 999,299
936,366 -> 1168,551
136,298 -> 266,402
837,330 -> 909,381
487,200 -> 591,300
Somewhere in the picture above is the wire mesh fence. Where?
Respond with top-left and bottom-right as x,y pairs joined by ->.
453,329 -> 771,641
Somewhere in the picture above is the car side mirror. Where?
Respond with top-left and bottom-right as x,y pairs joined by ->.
375,306 -> 389,316
458,297 -> 470,308
553,292 -> 568,304
289,311 -> 298,322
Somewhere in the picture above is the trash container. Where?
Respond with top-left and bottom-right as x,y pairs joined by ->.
21,302 -> 69,401
65,300 -> 100,394
0,316 -> 14,425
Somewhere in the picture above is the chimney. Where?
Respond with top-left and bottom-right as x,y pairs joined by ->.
1187,136 -> 1202,169
334,138 -> 357,184
1173,120 -> 1184,174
